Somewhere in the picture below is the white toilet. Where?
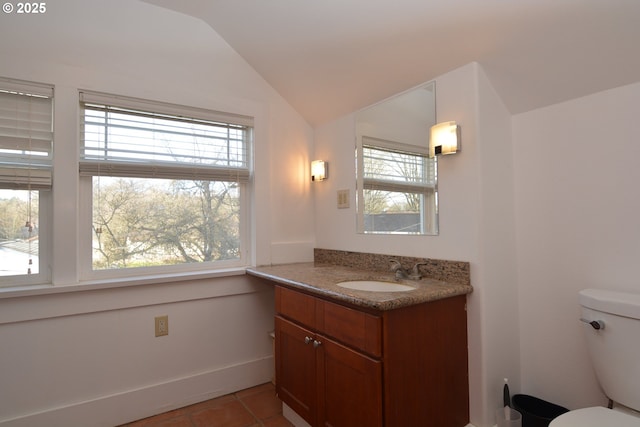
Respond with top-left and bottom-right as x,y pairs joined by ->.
550,288 -> 640,427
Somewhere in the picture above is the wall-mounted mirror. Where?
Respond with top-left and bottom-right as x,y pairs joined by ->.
355,81 -> 438,235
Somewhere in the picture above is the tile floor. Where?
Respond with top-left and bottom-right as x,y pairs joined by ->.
119,382 -> 294,427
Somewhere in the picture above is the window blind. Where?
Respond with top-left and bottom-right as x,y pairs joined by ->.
0,78 -> 54,190
362,136 -> 435,194
79,91 -> 252,183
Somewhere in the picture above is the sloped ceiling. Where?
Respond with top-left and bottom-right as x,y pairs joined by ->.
143,0 -> 640,126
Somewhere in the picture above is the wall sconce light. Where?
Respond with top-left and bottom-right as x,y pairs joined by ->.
311,160 -> 328,181
429,121 -> 461,158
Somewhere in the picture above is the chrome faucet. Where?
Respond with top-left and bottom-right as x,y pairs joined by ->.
389,259 -> 427,280
409,262 -> 428,279
389,259 -> 407,279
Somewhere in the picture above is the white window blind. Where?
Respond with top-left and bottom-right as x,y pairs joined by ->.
362,136 -> 435,193
0,78 -> 54,190
79,91 -> 252,182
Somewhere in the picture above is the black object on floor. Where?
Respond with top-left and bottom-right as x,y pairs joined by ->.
512,394 -> 569,427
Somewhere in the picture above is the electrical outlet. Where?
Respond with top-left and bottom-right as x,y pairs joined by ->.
155,315 -> 168,337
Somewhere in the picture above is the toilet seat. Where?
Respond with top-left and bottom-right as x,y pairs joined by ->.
549,406 -> 640,427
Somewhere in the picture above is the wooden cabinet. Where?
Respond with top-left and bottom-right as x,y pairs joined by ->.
275,316 -> 318,423
275,286 -> 382,427
276,316 -> 383,427
274,285 -> 469,427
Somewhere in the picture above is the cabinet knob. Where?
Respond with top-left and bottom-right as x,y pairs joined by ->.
304,336 -> 313,345
313,340 -> 322,348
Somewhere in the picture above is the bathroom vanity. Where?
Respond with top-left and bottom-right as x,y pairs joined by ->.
248,257 -> 472,427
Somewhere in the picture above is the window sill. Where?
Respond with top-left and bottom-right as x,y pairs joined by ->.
0,267 -> 248,300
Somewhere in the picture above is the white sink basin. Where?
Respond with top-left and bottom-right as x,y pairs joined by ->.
337,280 -> 415,292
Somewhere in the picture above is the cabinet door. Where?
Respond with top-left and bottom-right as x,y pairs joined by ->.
318,336 -> 383,427
275,316 -> 317,426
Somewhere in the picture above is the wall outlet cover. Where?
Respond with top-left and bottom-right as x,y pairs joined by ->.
155,315 -> 169,337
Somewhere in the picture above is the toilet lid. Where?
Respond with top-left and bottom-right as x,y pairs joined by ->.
549,407 -> 640,427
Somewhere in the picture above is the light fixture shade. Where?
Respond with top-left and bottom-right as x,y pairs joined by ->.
429,121 -> 461,158
311,160 -> 328,181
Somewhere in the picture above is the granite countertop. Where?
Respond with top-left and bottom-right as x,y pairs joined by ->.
246,262 -> 473,311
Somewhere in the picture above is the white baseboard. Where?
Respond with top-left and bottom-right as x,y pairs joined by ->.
0,356 -> 273,427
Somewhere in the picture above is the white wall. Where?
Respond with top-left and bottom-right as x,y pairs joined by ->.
314,62 -> 519,427
0,276 -> 276,427
474,65 -> 520,427
513,81 -> 640,410
0,1 -> 315,425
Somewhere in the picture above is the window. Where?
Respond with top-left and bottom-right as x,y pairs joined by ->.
0,78 -> 53,287
356,136 -> 437,234
79,91 -> 252,279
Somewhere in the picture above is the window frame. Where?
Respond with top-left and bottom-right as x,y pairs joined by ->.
0,77 -> 53,287
356,136 -> 438,235
78,91 -> 253,281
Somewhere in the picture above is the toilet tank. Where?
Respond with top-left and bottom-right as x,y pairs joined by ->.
579,288 -> 640,412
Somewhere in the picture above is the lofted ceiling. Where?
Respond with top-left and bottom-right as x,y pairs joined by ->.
143,0 -> 640,127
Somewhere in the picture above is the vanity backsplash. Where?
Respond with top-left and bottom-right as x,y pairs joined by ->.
313,248 -> 470,287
